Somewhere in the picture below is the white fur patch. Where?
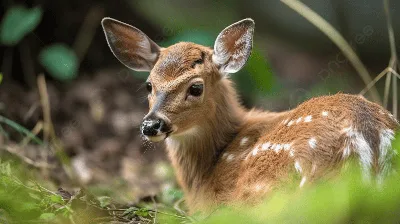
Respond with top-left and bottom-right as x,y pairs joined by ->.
308,138 -> 317,149
378,129 -> 395,182
287,120 -> 294,126
289,150 -> 295,157
254,184 -> 263,192
283,143 -> 291,150
296,117 -> 302,124
299,176 -> 307,188
289,150 -> 294,157
322,111 -> 328,116
226,154 -> 235,162
294,161 -> 302,173
252,145 -> 259,156
342,126 -> 373,180
274,144 -> 282,153
261,142 -> 271,151
304,115 -> 312,122
282,119 -> 289,125
240,137 -> 249,146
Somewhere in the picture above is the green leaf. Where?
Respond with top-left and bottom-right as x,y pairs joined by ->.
50,195 -> 64,204
39,213 -> 56,220
0,73 -> 3,84
97,196 -> 111,208
28,193 -> 41,201
122,207 -> 137,219
0,6 -> 42,45
39,44 -> 78,81
134,208 -> 149,217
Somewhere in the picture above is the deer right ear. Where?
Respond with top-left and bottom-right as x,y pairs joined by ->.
101,18 -> 161,71
212,18 -> 255,74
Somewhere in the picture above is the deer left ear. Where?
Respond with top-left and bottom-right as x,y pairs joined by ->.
212,18 -> 255,74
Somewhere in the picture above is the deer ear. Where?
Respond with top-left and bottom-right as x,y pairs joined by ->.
212,18 -> 255,74
101,17 -> 161,71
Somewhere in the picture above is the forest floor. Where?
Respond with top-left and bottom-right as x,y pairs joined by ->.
0,70 -> 187,223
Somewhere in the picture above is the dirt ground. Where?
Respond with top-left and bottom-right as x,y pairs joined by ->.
0,69 -> 174,204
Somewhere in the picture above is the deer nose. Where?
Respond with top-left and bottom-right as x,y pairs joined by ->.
141,118 -> 165,136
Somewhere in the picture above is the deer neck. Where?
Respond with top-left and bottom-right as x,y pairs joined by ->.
165,78 -> 245,193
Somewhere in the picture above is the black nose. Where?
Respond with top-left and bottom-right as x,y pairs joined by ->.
141,118 -> 165,136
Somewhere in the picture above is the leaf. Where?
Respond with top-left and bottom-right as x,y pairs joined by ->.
39,213 -> 56,220
122,207 -> 137,219
134,208 -> 149,217
97,196 -> 111,208
50,195 -> 64,204
28,193 -> 41,201
0,73 -> 3,84
39,44 -> 78,81
0,6 -> 42,46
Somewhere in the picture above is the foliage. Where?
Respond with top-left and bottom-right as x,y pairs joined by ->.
39,44 -> 79,81
0,6 -> 42,46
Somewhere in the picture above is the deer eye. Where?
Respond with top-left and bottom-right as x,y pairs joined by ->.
145,82 -> 152,93
188,84 -> 203,97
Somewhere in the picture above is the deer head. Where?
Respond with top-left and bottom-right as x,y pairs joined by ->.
102,18 -> 255,142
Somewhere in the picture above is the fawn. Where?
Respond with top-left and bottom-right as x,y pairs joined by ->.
102,18 -> 399,213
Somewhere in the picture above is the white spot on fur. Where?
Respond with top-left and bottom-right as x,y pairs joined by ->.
282,119 -> 289,125
308,138 -> 317,149
252,145 -> 259,156
240,137 -> 249,146
296,117 -> 302,124
261,142 -> 271,151
294,161 -> 302,173
274,144 -> 282,153
226,154 -> 235,162
299,176 -> 307,188
311,164 -> 317,174
271,143 -> 276,150
222,153 -> 228,159
289,150 -> 295,157
322,111 -> 328,116
287,120 -> 294,126
304,115 -> 312,122
254,184 -> 263,192
379,110 -> 385,115
283,143 -> 291,150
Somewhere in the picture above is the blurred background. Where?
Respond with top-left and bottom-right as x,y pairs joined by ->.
0,0 -> 399,219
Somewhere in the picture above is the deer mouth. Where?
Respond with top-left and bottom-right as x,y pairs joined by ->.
143,130 -> 173,143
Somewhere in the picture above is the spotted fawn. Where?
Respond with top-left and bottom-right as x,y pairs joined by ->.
102,18 -> 399,213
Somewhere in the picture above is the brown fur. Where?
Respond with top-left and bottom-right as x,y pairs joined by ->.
145,43 -> 399,213
102,18 -> 399,214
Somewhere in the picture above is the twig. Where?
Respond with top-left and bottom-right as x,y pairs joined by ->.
37,74 -> 52,142
360,67 -> 389,95
0,145 -> 54,169
151,196 -> 157,223
384,0 -> 398,117
281,0 -> 382,104
37,74 -> 74,180
173,197 -> 187,216
20,121 -> 43,147
0,115 -> 44,145
73,5 -> 104,63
